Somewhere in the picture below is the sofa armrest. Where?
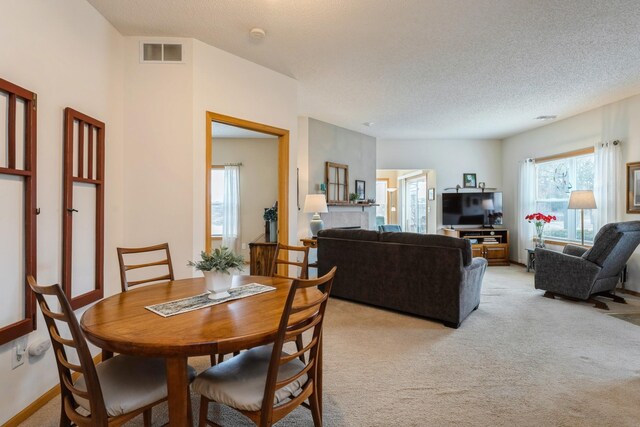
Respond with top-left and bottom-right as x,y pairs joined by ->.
563,244 -> 588,257
534,248 -> 600,300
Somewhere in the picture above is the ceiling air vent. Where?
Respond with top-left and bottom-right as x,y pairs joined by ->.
140,42 -> 183,63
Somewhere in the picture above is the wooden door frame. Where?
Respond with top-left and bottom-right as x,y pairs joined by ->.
205,112 -> 289,254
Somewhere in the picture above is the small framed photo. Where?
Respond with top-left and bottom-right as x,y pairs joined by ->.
428,187 -> 435,200
355,180 -> 366,200
463,173 -> 477,188
627,162 -> 640,213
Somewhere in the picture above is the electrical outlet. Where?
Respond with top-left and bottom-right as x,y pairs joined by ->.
12,337 -> 28,369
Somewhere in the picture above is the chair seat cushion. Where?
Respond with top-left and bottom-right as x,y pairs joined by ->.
192,345 -> 308,412
74,354 -> 196,417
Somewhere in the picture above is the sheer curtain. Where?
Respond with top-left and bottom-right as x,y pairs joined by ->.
222,165 -> 241,253
593,141 -> 621,230
517,159 -> 536,264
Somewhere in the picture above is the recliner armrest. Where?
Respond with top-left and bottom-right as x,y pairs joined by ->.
562,244 -> 588,257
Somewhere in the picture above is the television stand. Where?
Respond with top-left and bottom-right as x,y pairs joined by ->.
442,228 -> 509,266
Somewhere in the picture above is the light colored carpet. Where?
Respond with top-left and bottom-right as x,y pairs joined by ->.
19,266 -> 640,426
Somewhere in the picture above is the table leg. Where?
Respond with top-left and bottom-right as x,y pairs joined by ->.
166,356 -> 193,427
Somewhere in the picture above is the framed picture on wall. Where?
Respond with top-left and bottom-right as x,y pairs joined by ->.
355,180 -> 366,200
463,173 -> 477,188
428,187 -> 435,200
627,162 -> 640,213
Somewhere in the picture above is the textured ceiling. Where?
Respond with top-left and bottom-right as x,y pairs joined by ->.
87,0 -> 640,139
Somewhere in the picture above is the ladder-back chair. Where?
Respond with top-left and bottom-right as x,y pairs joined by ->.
117,243 -> 175,292
27,276 -> 195,426
193,267 -> 337,427
270,243 -> 309,280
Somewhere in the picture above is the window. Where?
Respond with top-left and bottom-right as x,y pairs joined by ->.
403,175 -> 427,234
211,167 -> 224,236
535,150 -> 595,243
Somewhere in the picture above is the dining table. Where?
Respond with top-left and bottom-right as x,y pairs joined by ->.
80,275 -> 323,427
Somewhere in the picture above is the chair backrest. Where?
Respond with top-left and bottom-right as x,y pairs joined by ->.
261,267 -> 336,424
583,221 -> 640,278
117,243 -> 175,291
378,224 -> 402,232
27,276 -> 109,425
270,243 -> 309,279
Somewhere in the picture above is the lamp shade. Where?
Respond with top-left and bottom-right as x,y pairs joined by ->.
482,199 -> 495,210
303,194 -> 328,213
568,190 -> 597,209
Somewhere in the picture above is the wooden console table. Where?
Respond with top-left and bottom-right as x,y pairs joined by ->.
249,235 -> 276,276
443,228 -> 510,266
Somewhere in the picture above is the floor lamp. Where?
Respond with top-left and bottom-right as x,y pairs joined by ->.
568,190 -> 597,246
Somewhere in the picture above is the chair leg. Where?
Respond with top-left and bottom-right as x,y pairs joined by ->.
199,396 -> 210,427
143,408 -> 152,427
59,405 -> 72,427
209,354 -> 217,366
309,391 -> 322,426
295,335 -> 305,362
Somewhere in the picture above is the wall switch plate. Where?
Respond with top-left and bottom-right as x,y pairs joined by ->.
12,337 -> 28,369
241,243 -> 247,250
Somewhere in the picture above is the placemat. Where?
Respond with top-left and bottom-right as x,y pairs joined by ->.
145,283 -> 276,317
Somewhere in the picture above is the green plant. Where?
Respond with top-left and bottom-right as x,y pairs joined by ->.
349,193 -> 358,202
263,206 -> 277,222
187,247 -> 244,274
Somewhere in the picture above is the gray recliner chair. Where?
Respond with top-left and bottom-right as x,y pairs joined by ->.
534,221 -> 640,309
378,224 -> 402,232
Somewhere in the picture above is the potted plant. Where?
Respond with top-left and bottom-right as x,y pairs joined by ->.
349,193 -> 359,204
188,247 -> 244,299
263,205 -> 278,242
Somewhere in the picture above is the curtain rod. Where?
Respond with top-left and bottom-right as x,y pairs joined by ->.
224,162 -> 243,166
600,140 -> 621,147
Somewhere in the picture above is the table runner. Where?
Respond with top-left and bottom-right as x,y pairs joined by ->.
145,283 -> 276,317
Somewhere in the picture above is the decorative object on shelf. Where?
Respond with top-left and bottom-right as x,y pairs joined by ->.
319,182 -> 326,193
525,212 -> 557,248
627,162 -> 640,214
304,194 -> 328,237
478,182 -> 485,190
355,180 -> 366,200
463,173 -> 477,188
349,192 -> 359,203
263,203 -> 278,243
325,161 -> 349,203
428,188 -> 435,200
568,190 -> 597,246
188,247 -> 244,299
444,184 -> 462,193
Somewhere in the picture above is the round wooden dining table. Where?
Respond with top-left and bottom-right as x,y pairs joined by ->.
80,275 -> 323,427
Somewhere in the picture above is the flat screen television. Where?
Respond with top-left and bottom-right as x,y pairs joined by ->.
442,192 -> 503,227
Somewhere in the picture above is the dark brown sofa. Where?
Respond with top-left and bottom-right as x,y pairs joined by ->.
317,229 -> 487,328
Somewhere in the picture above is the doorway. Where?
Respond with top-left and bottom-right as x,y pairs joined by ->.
205,112 -> 289,253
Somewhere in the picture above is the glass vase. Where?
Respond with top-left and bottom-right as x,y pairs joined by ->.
535,225 -> 545,248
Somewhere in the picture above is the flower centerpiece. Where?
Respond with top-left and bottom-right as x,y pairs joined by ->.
525,212 -> 557,248
188,247 -> 244,299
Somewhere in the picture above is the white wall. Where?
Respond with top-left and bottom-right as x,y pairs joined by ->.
122,36 -> 195,280
191,39 -> 299,260
211,138 -> 279,259
503,94 -> 640,292
0,0 -> 125,423
377,139 -> 503,230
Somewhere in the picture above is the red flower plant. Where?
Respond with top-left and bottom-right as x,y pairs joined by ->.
525,213 -> 556,224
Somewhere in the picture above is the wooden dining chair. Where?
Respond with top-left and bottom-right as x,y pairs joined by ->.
117,242 -> 175,292
270,243 -> 310,280
27,276 -> 196,427
193,266 -> 337,427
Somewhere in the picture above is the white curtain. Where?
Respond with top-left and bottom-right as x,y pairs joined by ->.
222,165 -> 241,253
593,141 -> 621,230
517,159 -> 536,264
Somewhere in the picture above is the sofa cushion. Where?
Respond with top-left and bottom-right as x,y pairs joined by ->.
317,228 -> 379,242
378,232 -> 472,266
